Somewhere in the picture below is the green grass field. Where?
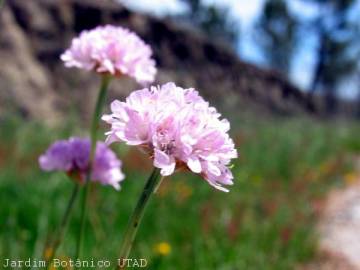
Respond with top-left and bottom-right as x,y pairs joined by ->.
0,114 -> 359,269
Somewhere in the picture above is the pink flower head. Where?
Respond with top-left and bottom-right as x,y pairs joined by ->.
39,137 -> 125,190
102,83 -> 237,192
61,25 -> 157,85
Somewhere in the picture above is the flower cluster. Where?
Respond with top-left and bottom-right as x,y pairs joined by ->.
102,82 -> 237,192
61,25 -> 156,85
39,137 -> 125,190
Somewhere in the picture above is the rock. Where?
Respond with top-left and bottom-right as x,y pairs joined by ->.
0,0 -> 316,125
300,255 -> 356,270
0,3 -> 60,123
318,173 -> 360,269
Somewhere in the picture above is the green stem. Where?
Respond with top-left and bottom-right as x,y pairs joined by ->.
0,0 -> 4,9
75,75 -> 112,264
45,183 -> 79,270
117,168 -> 162,269
89,75 -> 112,160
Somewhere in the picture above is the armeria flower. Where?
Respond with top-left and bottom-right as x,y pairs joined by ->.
60,25 -> 157,85
39,137 -> 125,190
102,82 -> 237,192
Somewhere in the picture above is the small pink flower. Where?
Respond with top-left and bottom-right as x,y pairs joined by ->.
39,137 -> 125,190
61,25 -> 157,85
102,83 -> 237,192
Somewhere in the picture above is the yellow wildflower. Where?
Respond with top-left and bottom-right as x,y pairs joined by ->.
344,172 -> 358,185
43,247 -> 53,261
154,242 -> 171,256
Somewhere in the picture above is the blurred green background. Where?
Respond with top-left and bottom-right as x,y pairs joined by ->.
1,114 -> 359,269
1,0 -> 360,269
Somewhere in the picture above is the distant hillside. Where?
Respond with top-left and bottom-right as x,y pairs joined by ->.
1,0 -> 351,124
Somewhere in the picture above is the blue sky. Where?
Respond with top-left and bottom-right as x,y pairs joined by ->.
119,0 -> 264,24
119,0 -> 360,99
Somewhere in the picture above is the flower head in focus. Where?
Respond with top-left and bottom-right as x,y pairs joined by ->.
102,82 -> 237,192
39,137 -> 124,190
61,25 -> 156,85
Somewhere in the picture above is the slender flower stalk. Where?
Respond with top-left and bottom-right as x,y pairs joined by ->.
45,182 -> 79,270
75,75 -> 112,262
40,24 -> 152,268
103,83 -> 238,268
117,168 -> 162,269
39,135 -> 124,269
